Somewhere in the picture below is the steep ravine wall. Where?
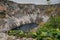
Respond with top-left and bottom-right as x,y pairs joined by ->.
0,0 -> 60,32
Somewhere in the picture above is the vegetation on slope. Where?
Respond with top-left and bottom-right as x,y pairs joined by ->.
7,16 -> 60,40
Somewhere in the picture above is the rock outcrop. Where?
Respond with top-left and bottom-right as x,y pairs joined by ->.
0,0 -> 60,32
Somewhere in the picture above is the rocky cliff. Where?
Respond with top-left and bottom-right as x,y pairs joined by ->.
0,0 -> 60,32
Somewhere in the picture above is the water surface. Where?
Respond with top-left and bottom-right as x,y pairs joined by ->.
12,23 -> 38,32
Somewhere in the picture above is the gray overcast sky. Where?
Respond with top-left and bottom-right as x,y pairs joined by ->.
10,0 -> 60,5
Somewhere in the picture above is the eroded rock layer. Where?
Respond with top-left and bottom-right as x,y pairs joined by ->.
0,0 -> 60,32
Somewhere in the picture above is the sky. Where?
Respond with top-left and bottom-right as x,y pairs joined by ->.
10,0 -> 60,5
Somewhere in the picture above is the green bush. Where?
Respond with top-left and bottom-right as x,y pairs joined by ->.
8,30 -> 25,37
35,16 -> 60,40
36,27 -> 60,40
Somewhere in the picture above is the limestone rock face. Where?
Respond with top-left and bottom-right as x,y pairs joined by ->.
0,33 -> 8,40
0,33 -> 16,40
0,0 -> 60,32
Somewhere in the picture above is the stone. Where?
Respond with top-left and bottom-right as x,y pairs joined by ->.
0,33 -> 8,40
